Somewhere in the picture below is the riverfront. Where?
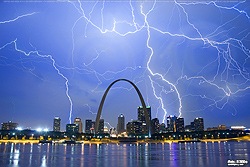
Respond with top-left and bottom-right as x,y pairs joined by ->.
1,135 -> 250,145
1,140 -> 249,167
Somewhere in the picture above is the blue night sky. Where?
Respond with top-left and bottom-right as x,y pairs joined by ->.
0,0 -> 250,131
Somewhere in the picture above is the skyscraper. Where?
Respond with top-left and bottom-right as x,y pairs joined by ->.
194,117 -> 204,131
151,118 -> 160,134
66,124 -> 79,133
159,123 -> 166,133
74,117 -> 83,133
138,106 -> 152,122
85,119 -> 92,134
138,106 -> 151,134
117,114 -> 125,134
91,121 -> 95,134
1,121 -> 18,130
98,119 -> 104,133
53,117 -> 61,132
126,120 -> 142,135
176,117 -> 184,132
166,115 -> 177,132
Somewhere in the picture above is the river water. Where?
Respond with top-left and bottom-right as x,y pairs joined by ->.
0,141 -> 249,167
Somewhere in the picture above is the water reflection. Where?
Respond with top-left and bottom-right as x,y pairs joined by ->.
0,141 -> 249,167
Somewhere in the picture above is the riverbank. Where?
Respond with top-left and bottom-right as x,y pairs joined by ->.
1,135 -> 250,144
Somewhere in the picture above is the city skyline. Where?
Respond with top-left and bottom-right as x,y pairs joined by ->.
1,1 -> 250,130
2,109 -> 247,133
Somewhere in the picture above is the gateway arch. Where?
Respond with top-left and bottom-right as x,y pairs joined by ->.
94,79 -> 151,137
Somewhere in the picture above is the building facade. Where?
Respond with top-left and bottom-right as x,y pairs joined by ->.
74,117 -> 83,133
176,117 -> 185,132
194,117 -> 204,131
66,124 -> 79,133
117,114 -> 125,134
159,123 -> 166,133
126,120 -> 142,135
138,106 -> 151,134
85,119 -> 93,134
53,117 -> 61,132
151,118 -> 160,134
166,115 -> 177,132
1,121 -> 18,130
98,119 -> 104,134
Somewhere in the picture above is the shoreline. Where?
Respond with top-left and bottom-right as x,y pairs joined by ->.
0,135 -> 250,144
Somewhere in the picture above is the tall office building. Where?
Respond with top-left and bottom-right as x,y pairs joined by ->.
91,121 -> 95,134
74,117 -> 83,133
194,117 -> 204,131
159,123 -> 166,133
138,106 -> 151,134
126,120 -> 142,135
117,114 -> 125,134
185,121 -> 195,132
98,119 -> 104,133
1,121 -> 18,130
176,117 -> 185,132
85,119 -> 92,134
53,117 -> 61,132
66,124 -> 79,133
138,106 -> 152,122
166,115 -> 177,132
151,118 -> 160,134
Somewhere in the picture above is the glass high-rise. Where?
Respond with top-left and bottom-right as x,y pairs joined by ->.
117,114 -> 125,134
151,118 -> 160,134
98,119 -> 104,133
74,117 -> 83,133
137,106 -> 151,134
53,117 -> 61,132
194,117 -> 204,131
166,115 -> 177,132
85,119 -> 93,134
176,117 -> 185,132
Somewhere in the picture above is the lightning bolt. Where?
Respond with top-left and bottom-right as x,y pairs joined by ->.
1,0 -> 249,127
0,12 -> 38,24
105,121 -> 114,130
0,39 -> 74,124
68,0 -> 250,123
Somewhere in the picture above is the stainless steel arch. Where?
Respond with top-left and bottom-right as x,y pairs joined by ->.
94,79 -> 151,137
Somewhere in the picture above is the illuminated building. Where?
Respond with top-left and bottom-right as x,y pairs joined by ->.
176,117 -> 184,132
66,124 -> 79,133
53,117 -> 61,132
126,120 -> 142,135
1,121 -> 18,130
91,121 -> 95,134
218,125 -> 227,130
207,124 -> 227,131
138,106 -> 151,134
151,118 -> 160,134
231,126 -> 246,131
104,126 -> 109,133
74,117 -> 83,133
97,119 -> 104,134
159,123 -> 166,133
117,114 -> 125,134
166,115 -> 177,132
194,117 -> 204,131
85,119 -> 93,134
